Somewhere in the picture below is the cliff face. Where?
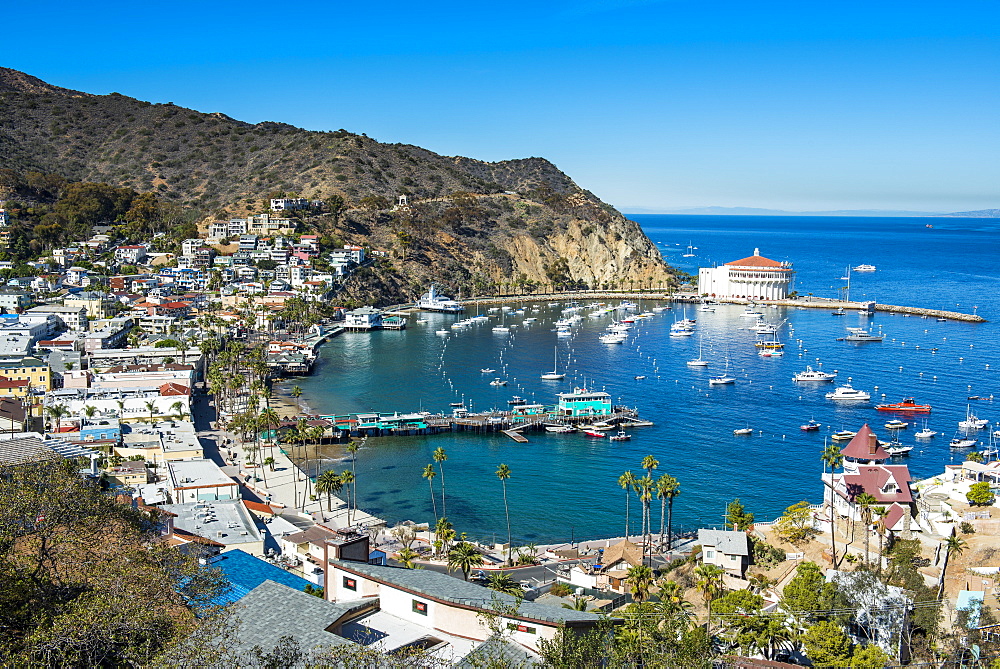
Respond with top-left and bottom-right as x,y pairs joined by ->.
0,67 -> 674,297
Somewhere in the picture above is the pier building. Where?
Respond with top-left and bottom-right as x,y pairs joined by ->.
698,248 -> 793,300
556,388 -> 612,417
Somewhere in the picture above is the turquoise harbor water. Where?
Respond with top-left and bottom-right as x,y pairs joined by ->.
291,215 -> 1000,545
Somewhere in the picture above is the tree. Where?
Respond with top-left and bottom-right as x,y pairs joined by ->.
694,563 -> 724,633
850,643 -> 891,668
773,500 -> 819,545
447,542 -> 483,581
872,505 -> 890,573
169,400 -> 186,421
967,481 -> 996,506
495,464 -> 513,566
626,564 -> 654,603
802,620 -> 852,667
944,535 -> 967,559
433,447 -> 448,519
83,405 -> 98,421
618,470 -> 636,540
562,595 -> 590,611
781,561 -> 838,620
144,400 -> 157,425
396,547 -> 419,569
725,498 -> 755,531
346,440 -> 360,513
45,403 -> 69,433
263,456 -> 275,472
290,385 -> 303,412
656,474 -> 679,550
421,463 -> 438,521
855,493 -> 878,566
339,469 -> 355,525
486,572 -> 523,596
434,517 -> 454,559
821,442 -> 844,568
315,470 -> 343,512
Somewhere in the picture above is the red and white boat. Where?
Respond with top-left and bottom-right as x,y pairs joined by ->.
584,430 -> 606,438
875,398 -> 931,413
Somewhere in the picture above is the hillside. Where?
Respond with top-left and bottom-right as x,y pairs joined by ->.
0,68 -> 674,299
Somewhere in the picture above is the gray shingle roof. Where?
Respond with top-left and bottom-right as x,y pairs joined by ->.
331,560 -> 608,626
697,529 -> 750,556
226,580 -> 363,655
456,633 -> 540,667
0,436 -> 60,466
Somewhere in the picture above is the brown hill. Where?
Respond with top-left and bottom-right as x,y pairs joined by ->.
0,68 -> 674,297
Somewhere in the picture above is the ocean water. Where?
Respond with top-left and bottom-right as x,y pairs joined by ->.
290,215 -> 1000,545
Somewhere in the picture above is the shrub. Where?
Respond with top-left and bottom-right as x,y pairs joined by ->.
967,481 -> 996,507
960,521 -> 976,535
549,582 -> 572,597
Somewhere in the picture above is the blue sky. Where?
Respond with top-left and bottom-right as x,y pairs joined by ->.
5,0 -> 999,212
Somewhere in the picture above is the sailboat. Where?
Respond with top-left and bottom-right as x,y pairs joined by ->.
541,347 -> 565,380
687,336 -> 709,367
682,241 -> 696,258
709,357 -> 735,385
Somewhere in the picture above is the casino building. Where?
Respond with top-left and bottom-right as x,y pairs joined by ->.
698,248 -> 793,300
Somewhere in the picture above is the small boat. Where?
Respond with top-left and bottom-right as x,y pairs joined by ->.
825,384 -> 871,401
758,349 -> 784,357
884,419 -> 909,430
489,378 -> 507,386
853,264 -> 876,272
959,405 -> 989,430
875,398 -> 932,413
832,307 -> 846,316
688,337 -> 709,367
733,427 -> 753,436
609,430 -> 631,441
800,419 -> 822,431
950,436 -> 978,449
831,430 -> 857,441
634,375 -> 646,380
480,368 -> 496,373
885,444 -> 913,456
546,425 -> 577,434
584,430 -> 606,438
682,241 -> 696,257
842,327 -> 885,342
492,326 -> 510,333
669,329 -> 694,337
449,402 -> 465,408
435,329 -> 450,336
709,357 -> 735,385
793,366 -> 837,382
915,428 -> 937,439
540,347 -> 566,380
507,396 -> 526,406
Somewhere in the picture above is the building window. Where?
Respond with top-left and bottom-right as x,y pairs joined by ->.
342,576 -> 356,591
507,623 -> 537,634
705,550 -> 715,559
412,599 -> 428,615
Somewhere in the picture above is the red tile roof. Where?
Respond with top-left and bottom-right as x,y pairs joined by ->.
243,500 -> 276,516
159,382 -> 191,396
841,465 -> 913,504
725,254 -> 788,269
840,424 -> 889,460
883,503 -> 907,530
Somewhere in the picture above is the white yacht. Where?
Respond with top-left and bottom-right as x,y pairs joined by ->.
793,366 -> 837,382
843,327 -> 885,342
541,348 -> 566,380
853,264 -> 876,272
959,405 -> 989,430
825,384 -> 871,401
416,284 -> 464,313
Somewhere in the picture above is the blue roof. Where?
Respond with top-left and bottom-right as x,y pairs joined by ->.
209,549 -> 313,605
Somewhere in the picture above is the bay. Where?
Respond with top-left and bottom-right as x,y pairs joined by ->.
290,215 -> 1000,545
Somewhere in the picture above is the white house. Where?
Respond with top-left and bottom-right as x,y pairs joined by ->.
115,245 -> 148,265
344,307 -> 383,330
698,248 -> 793,301
698,528 -> 752,578
270,197 -> 310,211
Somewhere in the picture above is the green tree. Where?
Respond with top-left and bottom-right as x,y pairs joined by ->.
855,492 -> 878,566
486,572 -> 523,596
396,547 -> 419,569
447,542 -> 484,581
496,463 -> 513,566
781,561 -> 838,621
850,643 -> 891,668
144,400 -> 158,425
561,595 -> 590,611
655,473 -> 679,550
339,469 -> 355,525
821,442 -> 844,568
45,403 -> 69,433
433,447 -> 448,519
725,498 -> 755,531
315,470 -> 343,512
421,463 -> 438,521
626,564 -> 654,603
618,470 -> 636,541
967,481 -> 996,506
802,620 -> 852,667
694,563 -> 725,633
944,534 -> 967,559
345,440 -> 360,513
263,456 -> 275,472
774,500 -> 819,545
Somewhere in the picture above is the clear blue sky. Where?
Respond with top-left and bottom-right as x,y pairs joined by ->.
5,0 -> 999,212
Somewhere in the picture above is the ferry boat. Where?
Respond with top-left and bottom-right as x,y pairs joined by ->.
417,284 -> 464,313
793,366 -> 837,382
875,398 -> 932,413
826,385 -> 871,401
853,264 -> 876,272
884,419 -> 909,430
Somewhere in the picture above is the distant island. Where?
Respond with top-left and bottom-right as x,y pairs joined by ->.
622,205 -> 1000,218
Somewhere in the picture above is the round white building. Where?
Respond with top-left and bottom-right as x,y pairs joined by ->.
697,248 -> 793,300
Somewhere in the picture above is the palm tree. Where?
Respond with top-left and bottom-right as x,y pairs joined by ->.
433,447 -> 448,518
346,441 -> 360,513
618,470 -> 636,540
561,595 -> 589,611
656,579 -> 693,621
872,506 -> 889,573
258,407 -> 281,458
694,563 -> 724,634
821,442 -> 844,568
144,400 -> 157,425
421,464 -> 438,521
45,404 -> 69,433
634,475 -> 655,566
626,564 -> 654,603
263,456 -> 275,472
316,470 -> 343,512
447,542 -> 484,581
496,463 -> 513,566
945,535 -> 967,559
169,400 -> 185,421
397,547 -> 419,569
435,517 -> 454,559
487,572 -> 523,596
855,492 -> 878,566
290,385 -> 303,413
657,474 -> 679,551
83,405 -> 98,422
340,469 -> 355,525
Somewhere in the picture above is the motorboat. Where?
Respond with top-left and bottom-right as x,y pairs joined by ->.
417,284 -> 464,312
915,427 -> 937,439
950,436 -> 978,449
556,328 -> 573,337
489,378 -> 508,386
492,325 -> 510,333
507,396 -> 526,406
740,307 -> 765,319
599,333 -> 626,344
826,385 -> 871,401
853,264 -> 876,272
669,329 -> 694,337
875,398 -> 932,413
449,402 -> 465,408
831,430 -> 857,441
884,419 -> 909,430
733,427 -> 753,435
545,424 -> 577,433
843,327 -> 884,342
832,307 -> 846,316
885,444 -> 913,456
609,430 -> 631,441
540,347 -> 566,380
793,366 -> 837,382
800,419 -> 822,431
584,430 -> 606,438
634,375 -> 646,380
959,405 -> 989,430
480,368 -> 496,373
758,349 -> 784,357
